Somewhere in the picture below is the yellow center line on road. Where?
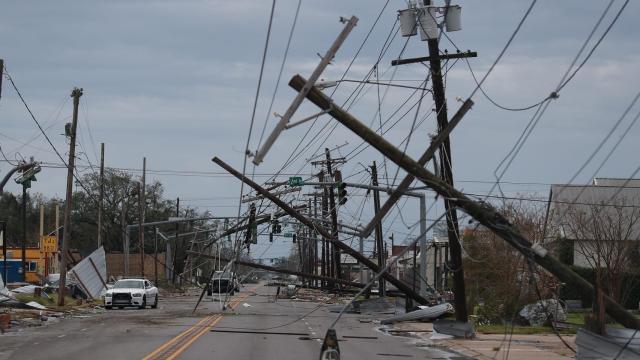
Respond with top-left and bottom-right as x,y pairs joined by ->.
142,288 -> 256,360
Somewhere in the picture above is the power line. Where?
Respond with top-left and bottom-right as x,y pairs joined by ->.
489,0 -> 626,199
254,0 -> 302,154
3,69 -> 100,203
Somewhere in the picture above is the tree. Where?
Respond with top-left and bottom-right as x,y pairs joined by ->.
563,199 -> 640,304
463,197 -> 553,323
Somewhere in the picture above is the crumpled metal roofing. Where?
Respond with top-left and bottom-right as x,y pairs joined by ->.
68,246 -> 107,299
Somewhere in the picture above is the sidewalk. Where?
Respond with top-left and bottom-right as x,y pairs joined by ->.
386,322 -> 576,360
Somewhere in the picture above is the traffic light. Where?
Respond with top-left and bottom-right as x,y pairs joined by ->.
292,233 -> 297,243
335,170 -> 347,205
269,232 -> 274,242
271,218 -> 282,234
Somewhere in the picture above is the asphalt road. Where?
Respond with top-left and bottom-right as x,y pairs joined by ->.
0,284 -> 467,359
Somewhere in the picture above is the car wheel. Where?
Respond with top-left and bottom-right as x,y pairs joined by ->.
151,295 -> 158,309
139,296 -> 146,310
105,305 -> 112,310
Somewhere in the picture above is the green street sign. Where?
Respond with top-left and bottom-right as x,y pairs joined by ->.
288,176 -> 304,186
283,233 -> 294,238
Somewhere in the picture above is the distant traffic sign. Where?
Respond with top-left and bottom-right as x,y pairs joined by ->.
288,176 -> 304,186
283,233 -> 294,238
41,235 -> 58,253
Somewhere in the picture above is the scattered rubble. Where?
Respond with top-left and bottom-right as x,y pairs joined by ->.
381,303 -> 454,324
518,299 -> 566,327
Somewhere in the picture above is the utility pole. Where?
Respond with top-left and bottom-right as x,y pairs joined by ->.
288,74 -> 640,329
139,157 -> 146,277
97,143 -> 104,248
154,226 -> 158,284
423,1 -> 467,321
1,222 -> 6,284
213,157 -> 431,305
0,59 -> 3,101
371,161 -> 386,296
21,184 -> 27,281
419,194 -> 428,296
313,194 -> 319,287
58,87 -> 82,306
122,193 -> 129,275
320,171 -> 331,286
172,197 -> 179,285
55,203 -> 59,276
325,148 -> 341,283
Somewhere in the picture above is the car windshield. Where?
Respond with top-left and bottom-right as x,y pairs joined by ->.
114,280 -> 144,289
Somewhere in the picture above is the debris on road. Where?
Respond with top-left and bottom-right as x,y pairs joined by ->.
518,299 -> 566,327
576,327 -> 640,359
381,303 -> 454,324
432,319 -> 475,338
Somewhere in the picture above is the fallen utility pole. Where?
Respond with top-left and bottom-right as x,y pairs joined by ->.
190,252 -> 365,289
288,74 -> 640,330
212,157 -> 430,305
252,15 -> 358,165
58,87 -> 83,306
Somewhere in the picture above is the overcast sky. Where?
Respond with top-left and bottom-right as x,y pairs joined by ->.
2,1 -> 639,259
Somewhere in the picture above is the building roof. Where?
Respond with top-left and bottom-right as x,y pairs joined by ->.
546,179 -> 640,241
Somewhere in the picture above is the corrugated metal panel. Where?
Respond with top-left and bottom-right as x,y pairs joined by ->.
69,246 -> 107,299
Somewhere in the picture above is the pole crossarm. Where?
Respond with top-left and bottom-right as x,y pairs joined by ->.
212,156 -> 430,305
288,74 -> 640,329
391,51 -> 477,66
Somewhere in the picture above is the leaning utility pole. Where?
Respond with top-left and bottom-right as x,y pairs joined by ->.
213,157 -> 430,305
371,161 -> 386,296
58,87 -> 83,306
288,73 -> 640,329
97,143 -> 104,248
325,148 -> 342,282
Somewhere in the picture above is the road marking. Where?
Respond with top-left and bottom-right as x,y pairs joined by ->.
142,288 -> 255,360
141,316 -> 212,360
165,316 -> 223,360
57,335 -> 66,338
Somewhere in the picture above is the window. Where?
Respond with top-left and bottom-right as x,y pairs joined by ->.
28,261 -> 37,272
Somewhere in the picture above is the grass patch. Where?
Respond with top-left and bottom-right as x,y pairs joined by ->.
565,312 -> 585,326
476,323 -> 576,335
